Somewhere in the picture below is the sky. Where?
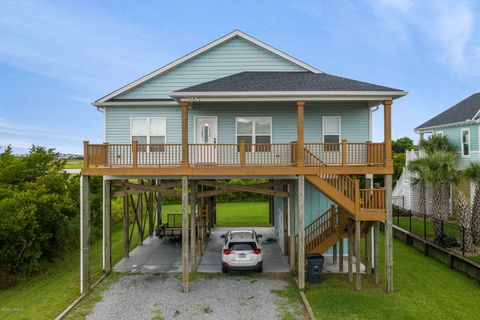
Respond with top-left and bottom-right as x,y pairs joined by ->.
1,0 -> 480,154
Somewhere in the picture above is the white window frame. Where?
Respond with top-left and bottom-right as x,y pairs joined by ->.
461,128 -> 470,158
130,117 -> 167,150
322,116 -> 342,143
235,116 -> 273,152
435,131 -> 443,137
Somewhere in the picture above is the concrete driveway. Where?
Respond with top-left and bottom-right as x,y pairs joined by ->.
114,227 -> 290,273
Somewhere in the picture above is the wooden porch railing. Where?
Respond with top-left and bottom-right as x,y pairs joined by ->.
360,188 -> 386,211
304,206 -> 338,253
83,141 -> 386,169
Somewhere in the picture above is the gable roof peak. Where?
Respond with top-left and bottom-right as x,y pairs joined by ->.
94,30 -> 320,105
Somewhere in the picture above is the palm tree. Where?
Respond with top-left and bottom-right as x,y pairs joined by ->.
464,162 -> 480,245
408,157 -> 428,216
419,151 -> 460,244
419,135 -> 456,155
456,191 -> 475,252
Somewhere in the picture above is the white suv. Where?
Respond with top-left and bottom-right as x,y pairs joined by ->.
221,230 -> 263,273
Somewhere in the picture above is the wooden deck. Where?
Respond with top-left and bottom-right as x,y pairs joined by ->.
82,140 -> 391,176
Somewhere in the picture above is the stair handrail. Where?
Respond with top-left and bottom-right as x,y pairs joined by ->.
304,147 -> 325,167
304,205 -> 338,253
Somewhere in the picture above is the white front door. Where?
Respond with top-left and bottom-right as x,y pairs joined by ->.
195,116 -> 218,163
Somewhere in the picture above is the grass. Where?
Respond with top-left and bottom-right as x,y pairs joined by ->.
64,159 -> 84,169
271,275 -> 308,320
0,202 -> 268,320
305,234 -> 480,320
141,201 -> 270,227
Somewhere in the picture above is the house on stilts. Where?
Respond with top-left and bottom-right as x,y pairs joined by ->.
79,30 -> 406,294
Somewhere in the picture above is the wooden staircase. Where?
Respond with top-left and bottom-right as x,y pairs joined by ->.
305,174 -> 386,221
305,206 -> 347,254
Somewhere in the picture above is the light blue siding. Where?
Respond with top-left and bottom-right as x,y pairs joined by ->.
433,124 -> 480,169
105,101 -> 369,144
116,36 -> 307,100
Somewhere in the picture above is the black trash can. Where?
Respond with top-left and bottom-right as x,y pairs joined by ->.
306,254 -> 324,284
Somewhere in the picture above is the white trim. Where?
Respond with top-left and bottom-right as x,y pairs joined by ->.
322,116 -> 341,142
416,118 -> 480,133
95,30 -> 320,104
130,116 -> 167,144
235,116 -> 273,148
461,127 -> 471,158
94,101 -> 178,107
193,116 -> 218,144
103,106 -> 107,143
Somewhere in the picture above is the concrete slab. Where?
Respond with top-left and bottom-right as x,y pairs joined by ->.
113,227 -> 290,273
322,254 -> 366,273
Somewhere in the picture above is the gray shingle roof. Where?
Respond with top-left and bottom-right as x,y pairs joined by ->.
416,93 -> 480,130
174,71 -> 403,93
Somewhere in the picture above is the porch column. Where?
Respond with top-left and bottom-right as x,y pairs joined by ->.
297,175 -> 305,290
289,181 -> 296,272
180,101 -> 189,167
103,179 -> 112,273
373,221 -> 380,284
296,101 -> 305,166
181,176 -> 189,292
385,174 -> 393,293
384,100 -> 392,167
355,221 -> 361,290
80,175 -> 90,294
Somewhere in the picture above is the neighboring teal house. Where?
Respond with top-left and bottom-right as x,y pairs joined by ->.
80,30 -> 405,293
415,93 -> 480,204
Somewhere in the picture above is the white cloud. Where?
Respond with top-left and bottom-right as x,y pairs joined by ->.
369,0 -> 480,76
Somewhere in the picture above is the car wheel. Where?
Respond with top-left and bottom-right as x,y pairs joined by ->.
222,265 -> 228,273
256,263 -> 263,273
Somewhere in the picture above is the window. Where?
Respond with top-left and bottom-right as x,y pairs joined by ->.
236,117 -> 272,152
461,128 -> 470,157
322,116 -> 341,151
131,117 -> 166,151
435,131 -> 443,137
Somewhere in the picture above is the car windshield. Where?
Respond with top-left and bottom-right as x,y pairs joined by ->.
228,242 -> 256,251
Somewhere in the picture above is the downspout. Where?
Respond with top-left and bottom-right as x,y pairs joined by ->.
95,106 -> 106,143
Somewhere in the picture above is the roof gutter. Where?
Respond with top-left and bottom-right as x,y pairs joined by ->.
414,118 -> 480,133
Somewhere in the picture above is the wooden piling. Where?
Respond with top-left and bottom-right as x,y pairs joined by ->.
181,176 -> 189,293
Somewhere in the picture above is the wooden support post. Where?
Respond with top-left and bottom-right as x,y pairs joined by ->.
103,179 -> 112,273
384,100 -> 393,167
137,191 -> 143,246
239,140 -> 246,166
333,243 -> 337,264
181,176 -> 189,293
354,180 -> 361,217
297,175 -> 305,290
355,220 -> 361,291
83,141 -> 89,168
339,237 -> 344,272
132,140 -> 138,168
190,181 -> 197,272
289,181 -> 296,271
385,174 -> 393,293
123,185 -> 130,258
156,179 -> 162,228
341,139 -> 347,167
283,185 -> 289,256
80,176 -> 90,294
366,225 -> 373,275
373,221 -> 380,285
296,101 -> 305,167
347,218 -> 353,283
180,102 -> 189,167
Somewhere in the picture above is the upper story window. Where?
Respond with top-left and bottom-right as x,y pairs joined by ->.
131,117 -> 166,151
323,116 -> 341,143
461,128 -> 470,157
236,117 -> 272,152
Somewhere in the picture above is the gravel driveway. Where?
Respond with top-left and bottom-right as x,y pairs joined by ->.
87,273 -> 306,320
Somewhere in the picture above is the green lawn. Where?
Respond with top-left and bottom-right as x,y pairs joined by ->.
64,159 -> 84,169
0,202 -> 268,319
306,234 -> 480,320
147,201 -> 270,227
394,216 -> 460,238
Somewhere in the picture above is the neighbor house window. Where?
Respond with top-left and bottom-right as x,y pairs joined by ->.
236,117 -> 272,152
435,131 -> 443,137
131,117 -> 166,151
461,128 -> 470,157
